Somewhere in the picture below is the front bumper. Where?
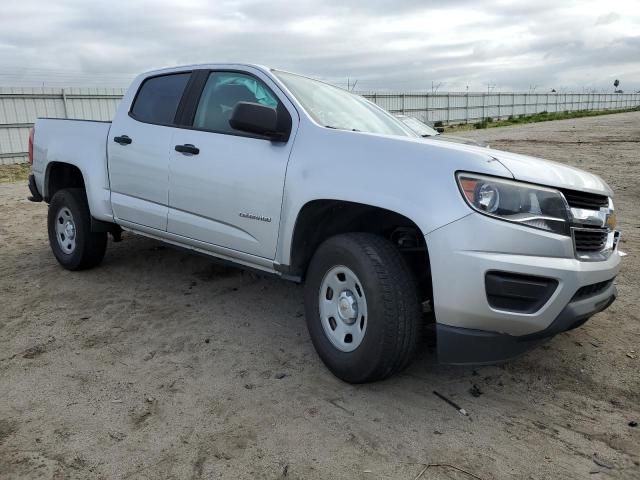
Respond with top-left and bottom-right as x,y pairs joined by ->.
436,283 -> 616,364
425,213 -> 621,364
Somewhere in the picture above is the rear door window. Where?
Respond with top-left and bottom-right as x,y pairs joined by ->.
130,73 -> 191,125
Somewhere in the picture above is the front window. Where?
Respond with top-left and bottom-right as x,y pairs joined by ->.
274,71 -> 415,137
193,72 -> 280,134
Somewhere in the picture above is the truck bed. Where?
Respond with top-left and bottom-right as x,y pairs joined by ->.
32,118 -> 114,222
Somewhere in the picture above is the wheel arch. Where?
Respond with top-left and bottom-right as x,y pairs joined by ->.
282,199 -> 432,302
44,161 -> 86,202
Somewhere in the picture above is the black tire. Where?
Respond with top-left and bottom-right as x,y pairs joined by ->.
47,188 -> 107,270
304,233 -> 422,383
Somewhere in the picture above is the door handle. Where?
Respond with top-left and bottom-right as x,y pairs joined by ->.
175,144 -> 200,155
113,135 -> 132,145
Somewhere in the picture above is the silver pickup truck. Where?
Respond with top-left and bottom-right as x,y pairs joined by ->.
27,64 -> 621,383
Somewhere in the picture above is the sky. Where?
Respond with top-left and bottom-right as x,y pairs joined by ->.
0,0 -> 639,92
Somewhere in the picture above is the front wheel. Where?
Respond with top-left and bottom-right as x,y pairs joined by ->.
47,188 -> 107,270
304,233 -> 422,383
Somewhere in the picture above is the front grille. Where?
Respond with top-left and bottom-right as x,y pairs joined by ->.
572,279 -> 614,301
561,188 -> 609,209
573,228 -> 608,252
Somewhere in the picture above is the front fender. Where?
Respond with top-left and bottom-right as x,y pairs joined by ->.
275,124 -> 513,266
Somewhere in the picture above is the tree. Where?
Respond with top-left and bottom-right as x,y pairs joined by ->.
614,79 -> 620,88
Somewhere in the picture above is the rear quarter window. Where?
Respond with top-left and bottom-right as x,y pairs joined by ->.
130,73 -> 191,125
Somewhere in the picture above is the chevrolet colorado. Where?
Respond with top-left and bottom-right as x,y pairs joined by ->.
27,64 -> 621,383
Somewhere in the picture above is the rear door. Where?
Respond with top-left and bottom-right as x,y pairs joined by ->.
167,69 -> 298,259
107,72 -> 191,230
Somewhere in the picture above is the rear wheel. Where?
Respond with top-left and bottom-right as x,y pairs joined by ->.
304,233 -> 421,383
47,188 -> 107,270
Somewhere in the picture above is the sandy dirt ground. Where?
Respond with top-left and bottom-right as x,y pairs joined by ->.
1,112 -> 639,480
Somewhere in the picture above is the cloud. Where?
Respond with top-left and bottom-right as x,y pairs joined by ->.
0,0 -> 638,91
595,12 -> 621,26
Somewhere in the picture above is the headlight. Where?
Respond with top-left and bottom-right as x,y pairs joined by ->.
456,173 -> 570,235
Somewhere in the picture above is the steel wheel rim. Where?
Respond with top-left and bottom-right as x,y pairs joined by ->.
319,265 -> 368,352
55,207 -> 77,254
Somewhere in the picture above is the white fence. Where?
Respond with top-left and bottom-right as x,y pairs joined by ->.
1,87 -> 639,164
361,92 -> 640,125
0,87 -> 125,165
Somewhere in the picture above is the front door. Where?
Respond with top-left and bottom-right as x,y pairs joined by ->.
167,70 -> 297,259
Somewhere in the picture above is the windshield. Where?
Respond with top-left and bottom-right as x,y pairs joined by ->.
274,71 -> 416,137
396,115 -> 439,137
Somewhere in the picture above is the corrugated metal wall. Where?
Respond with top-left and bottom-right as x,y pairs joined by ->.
1,87 -> 639,164
361,92 -> 640,124
0,87 -> 125,165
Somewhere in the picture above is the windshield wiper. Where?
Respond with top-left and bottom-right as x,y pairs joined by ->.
325,125 -> 361,132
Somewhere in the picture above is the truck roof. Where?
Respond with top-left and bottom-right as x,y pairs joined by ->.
142,63 -> 272,76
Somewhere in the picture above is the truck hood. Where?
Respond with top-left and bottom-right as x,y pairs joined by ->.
490,149 -> 613,197
412,133 -> 613,197
415,136 -> 612,197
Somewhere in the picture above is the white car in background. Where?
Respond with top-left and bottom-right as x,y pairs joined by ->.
394,114 -> 490,148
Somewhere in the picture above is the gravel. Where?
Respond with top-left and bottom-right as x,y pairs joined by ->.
1,112 -> 639,479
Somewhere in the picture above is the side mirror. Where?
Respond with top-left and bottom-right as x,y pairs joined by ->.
229,102 -> 281,140
436,127 -> 445,133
